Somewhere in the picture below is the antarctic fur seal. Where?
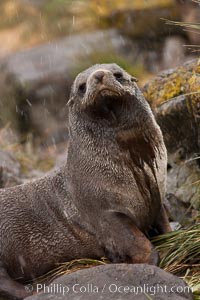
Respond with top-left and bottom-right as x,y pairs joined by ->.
0,64 -> 171,299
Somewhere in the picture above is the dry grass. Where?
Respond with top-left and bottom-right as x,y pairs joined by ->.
184,270 -> 200,300
33,258 -> 108,285
0,125 -> 54,173
152,224 -> 200,299
152,225 -> 200,274
162,16 -> 200,52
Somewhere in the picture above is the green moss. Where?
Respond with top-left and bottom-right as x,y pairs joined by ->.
143,59 -> 200,107
186,72 -> 200,116
190,186 -> 200,210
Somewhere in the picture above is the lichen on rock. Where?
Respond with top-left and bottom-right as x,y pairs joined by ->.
143,58 -> 200,108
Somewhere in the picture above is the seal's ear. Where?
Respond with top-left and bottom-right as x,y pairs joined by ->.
131,77 -> 138,83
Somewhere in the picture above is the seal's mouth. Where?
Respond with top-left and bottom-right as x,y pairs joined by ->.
89,89 -> 126,121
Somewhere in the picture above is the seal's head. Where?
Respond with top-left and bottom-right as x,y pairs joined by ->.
68,63 -> 155,139
69,64 -> 141,120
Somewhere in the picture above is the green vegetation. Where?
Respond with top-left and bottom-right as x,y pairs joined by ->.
143,59 -> 200,107
153,225 -> 200,274
152,224 -> 200,300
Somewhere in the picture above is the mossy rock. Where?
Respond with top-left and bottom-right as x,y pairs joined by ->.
98,0 -> 181,39
143,58 -> 200,108
142,58 -> 200,155
143,59 -> 200,211
0,29 -> 134,139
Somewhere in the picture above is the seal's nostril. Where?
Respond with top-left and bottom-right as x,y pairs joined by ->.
93,70 -> 105,83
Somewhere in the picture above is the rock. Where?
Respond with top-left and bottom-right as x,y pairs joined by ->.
170,221 -> 181,231
162,36 -> 186,69
164,193 -> 191,224
25,264 -> 193,300
143,58 -> 200,214
143,59 -> 200,155
0,29 -> 134,138
0,150 -> 22,188
167,158 -> 200,210
155,94 -> 199,156
107,2 -> 181,39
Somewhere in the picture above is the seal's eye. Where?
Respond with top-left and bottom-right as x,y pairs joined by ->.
113,72 -> 123,81
78,83 -> 86,95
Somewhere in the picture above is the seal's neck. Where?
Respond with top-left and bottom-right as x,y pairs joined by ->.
69,103 -> 160,149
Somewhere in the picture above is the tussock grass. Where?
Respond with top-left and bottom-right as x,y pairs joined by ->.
153,14 -> 200,298
183,270 -> 200,300
162,12 -> 200,52
34,258 -> 108,284
152,224 -> 200,299
163,19 -> 200,31
152,224 -> 200,274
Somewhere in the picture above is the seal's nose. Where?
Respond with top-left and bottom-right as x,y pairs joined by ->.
93,70 -> 105,83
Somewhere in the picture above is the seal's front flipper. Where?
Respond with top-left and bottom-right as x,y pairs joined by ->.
151,204 -> 172,236
129,223 -> 160,266
0,262 -> 31,299
100,213 -> 159,266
